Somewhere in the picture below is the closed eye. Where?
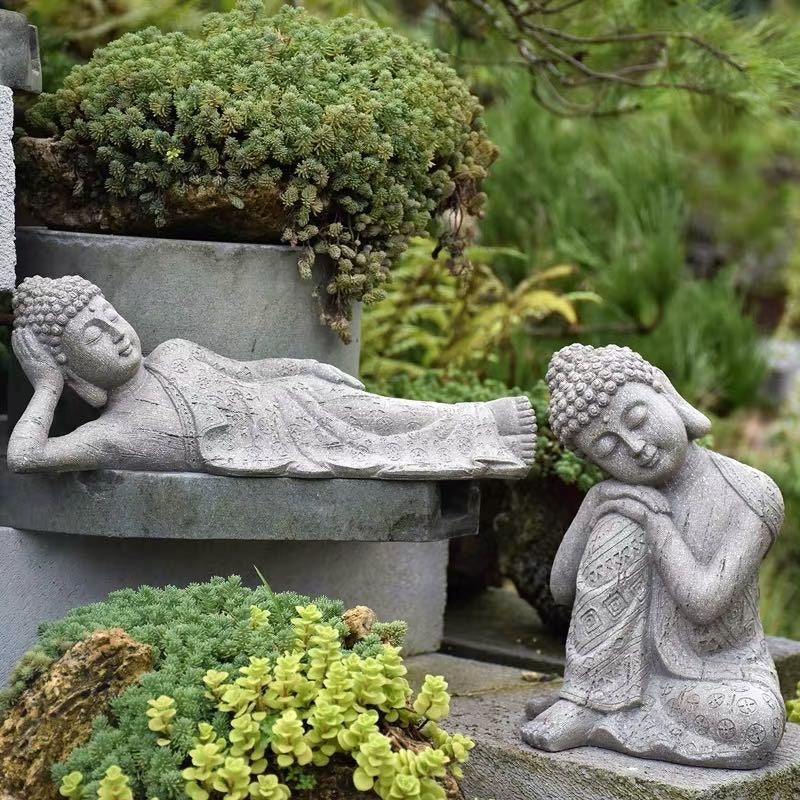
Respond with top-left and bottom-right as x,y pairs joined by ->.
624,402 -> 648,430
593,433 -> 619,459
83,324 -> 102,344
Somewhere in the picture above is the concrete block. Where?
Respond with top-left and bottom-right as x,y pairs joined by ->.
0,527 -> 448,682
404,655 -> 800,800
456,684 -> 800,800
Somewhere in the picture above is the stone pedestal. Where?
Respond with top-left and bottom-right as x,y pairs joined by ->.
0,451 -> 479,679
405,654 -> 800,800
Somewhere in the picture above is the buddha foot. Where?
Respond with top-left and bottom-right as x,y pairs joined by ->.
521,699 -> 601,752
488,396 -> 537,467
525,688 -> 561,720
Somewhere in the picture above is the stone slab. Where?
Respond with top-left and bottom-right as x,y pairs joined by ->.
0,463 -> 479,542
404,655 -> 800,800
0,528 -> 448,682
444,586 -> 800,699
0,12 -> 41,93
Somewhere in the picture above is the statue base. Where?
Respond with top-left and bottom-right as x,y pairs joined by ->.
405,653 -> 800,800
0,464 -> 479,541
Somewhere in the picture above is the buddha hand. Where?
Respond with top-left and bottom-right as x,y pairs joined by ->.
594,480 -> 670,513
12,328 -> 64,392
310,361 -> 365,390
590,481 -> 670,530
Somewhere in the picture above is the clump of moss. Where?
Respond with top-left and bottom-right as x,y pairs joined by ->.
19,1 -> 496,341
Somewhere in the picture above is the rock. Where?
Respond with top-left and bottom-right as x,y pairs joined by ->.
342,605 -> 377,646
0,628 -> 153,799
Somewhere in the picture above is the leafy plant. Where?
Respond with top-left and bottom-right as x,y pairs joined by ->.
431,0 -> 800,118
361,237 -> 595,385
787,680 -> 800,723
30,580 -> 474,800
18,1 -> 497,341
473,71 -> 767,410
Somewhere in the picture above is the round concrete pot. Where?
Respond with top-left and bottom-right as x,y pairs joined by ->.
14,227 -> 361,367
10,227 -> 361,431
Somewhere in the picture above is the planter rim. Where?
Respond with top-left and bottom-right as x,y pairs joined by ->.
16,226 -> 304,254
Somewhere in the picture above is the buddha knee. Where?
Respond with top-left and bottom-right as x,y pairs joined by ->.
733,705 -> 785,768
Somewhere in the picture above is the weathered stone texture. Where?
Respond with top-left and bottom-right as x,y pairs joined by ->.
406,654 -> 800,800
0,467 -> 479,542
0,86 -> 14,290
0,629 -> 153,799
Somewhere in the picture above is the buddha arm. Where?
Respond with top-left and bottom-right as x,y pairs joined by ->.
189,344 -> 362,387
550,486 -> 601,606
7,385 -> 106,472
647,512 -> 769,626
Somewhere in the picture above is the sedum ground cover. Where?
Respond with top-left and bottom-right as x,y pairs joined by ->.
1,577 -> 472,800
21,1 -> 496,341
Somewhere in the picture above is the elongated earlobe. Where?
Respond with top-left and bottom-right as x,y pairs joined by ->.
653,368 -> 711,440
65,370 -> 108,408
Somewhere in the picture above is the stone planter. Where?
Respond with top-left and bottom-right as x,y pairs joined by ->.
1,228 -> 452,678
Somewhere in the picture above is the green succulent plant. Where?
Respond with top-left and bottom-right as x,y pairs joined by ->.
97,766 -> 134,800
3,578 -> 473,800
59,771 -> 86,800
19,1 -> 496,341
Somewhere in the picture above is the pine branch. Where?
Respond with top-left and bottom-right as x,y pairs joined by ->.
435,0 -> 798,116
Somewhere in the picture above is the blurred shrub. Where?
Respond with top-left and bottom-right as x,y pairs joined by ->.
474,72 -> 768,411
361,237 -> 597,386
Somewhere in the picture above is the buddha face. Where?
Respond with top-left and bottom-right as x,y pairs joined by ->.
572,381 -> 689,486
61,297 -> 142,389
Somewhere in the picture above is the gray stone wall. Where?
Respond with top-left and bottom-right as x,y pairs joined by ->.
0,526 -> 447,682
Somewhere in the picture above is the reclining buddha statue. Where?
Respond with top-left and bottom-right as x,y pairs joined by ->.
8,276 -> 537,478
522,343 -> 785,769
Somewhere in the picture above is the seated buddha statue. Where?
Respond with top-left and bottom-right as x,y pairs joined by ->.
521,343 -> 785,769
7,275 -> 536,478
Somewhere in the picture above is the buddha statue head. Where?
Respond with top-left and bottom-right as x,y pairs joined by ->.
547,344 -> 711,486
12,275 -> 142,407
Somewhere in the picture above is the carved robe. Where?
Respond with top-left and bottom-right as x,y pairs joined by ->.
143,339 -> 534,479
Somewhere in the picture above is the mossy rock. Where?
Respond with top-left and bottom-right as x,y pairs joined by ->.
0,629 -> 153,799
